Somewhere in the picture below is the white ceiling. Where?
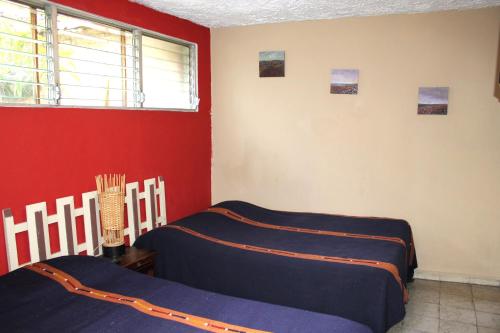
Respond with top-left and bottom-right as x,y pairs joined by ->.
131,0 -> 500,28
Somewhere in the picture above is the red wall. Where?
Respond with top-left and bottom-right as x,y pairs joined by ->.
0,0 -> 212,275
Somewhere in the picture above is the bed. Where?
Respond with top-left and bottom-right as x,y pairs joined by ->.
0,255 -> 372,333
213,200 -> 417,281
1,179 -> 372,333
134,200 -> 417,333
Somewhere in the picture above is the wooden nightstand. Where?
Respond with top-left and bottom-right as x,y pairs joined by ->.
114,247 -> 156,276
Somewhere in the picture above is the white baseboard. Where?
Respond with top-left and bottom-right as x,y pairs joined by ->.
414,270 -> 500,287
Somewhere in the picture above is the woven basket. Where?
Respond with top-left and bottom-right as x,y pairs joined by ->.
96,175 -> 125,248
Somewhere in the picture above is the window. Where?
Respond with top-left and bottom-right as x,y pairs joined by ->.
0,0 -> 50,104
57,14 -> 135,107
142,35 -> 193,109
0,0 -> 198,110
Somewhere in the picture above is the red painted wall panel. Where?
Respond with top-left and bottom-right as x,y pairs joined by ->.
0,0 -> 212,275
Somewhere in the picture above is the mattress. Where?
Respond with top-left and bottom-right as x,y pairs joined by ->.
134,200 -> 416,333
0,255 -> 372,333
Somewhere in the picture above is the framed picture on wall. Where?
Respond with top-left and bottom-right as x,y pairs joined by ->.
417,87 -> 449,115
259,51 -> 285,77
330,69 -> 359,94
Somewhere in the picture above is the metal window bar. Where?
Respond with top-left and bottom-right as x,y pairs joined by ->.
0,95 -> 51,100
132,29 -> 142,107
141,43 -> 190,57
59,70 -> 135,80
0,31 -> 48,44
0,47 -> 48,59
0,62 -> 49,72
30,8 -> 41,103
0,78 -> 50,86
58,42 -> 135,58
44,4 -> 59,105
0,14 -> 47,29
141,54 -> 189,66
0,0 -> 30,9
57,29 -> 134,49
57,11 -> 135,40
120,30 -> 127,107
189,44 -> 198,109
60,82 -> 135,92
142,64 -> 189,74
58,55 -> 134,69
60,97 -> 133,102
141,75 -> 190,84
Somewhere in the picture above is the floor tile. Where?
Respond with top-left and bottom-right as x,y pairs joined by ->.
473,286 -> 500,302
408,280 -> 500,333
441,292 -> 473,301
440,293 -> 474,310
439,319 -> 477,333
412,279 -> 441,291
403,328 -> 430,333
440,305 -> 476,325
441,282 -> 472,297
477,327 -> 500,333
475,300 -> 500,315
477,312 -> 500,329
388,322 -> 403,332
412,289 -> 440,304
403,314 -> 439,333
407,302 -> 440,318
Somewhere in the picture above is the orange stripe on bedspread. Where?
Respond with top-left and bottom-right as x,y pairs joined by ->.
295,208 -> 416,269
207,207 -> 406,248
26,263 -> 270,333
165,224 -> 409,303
206,207 -> 408,267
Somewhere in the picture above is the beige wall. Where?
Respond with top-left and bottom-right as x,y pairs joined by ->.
211,8 -> 500,280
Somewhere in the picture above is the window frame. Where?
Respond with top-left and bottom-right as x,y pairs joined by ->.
0,0 -> 199,112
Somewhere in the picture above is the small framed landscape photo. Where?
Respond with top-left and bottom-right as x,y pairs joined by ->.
418,87 -> 449,115
259,51 -> 285,77
330,69 -> 359,95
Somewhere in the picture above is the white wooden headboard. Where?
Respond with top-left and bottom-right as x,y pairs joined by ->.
2,176 -> 167,272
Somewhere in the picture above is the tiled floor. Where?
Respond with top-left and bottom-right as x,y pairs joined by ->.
388,279 -> 500,333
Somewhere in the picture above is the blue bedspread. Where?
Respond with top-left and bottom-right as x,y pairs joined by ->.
215,200 -> 417,281
0,255 -> 372,333
135,201 -> 415,333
